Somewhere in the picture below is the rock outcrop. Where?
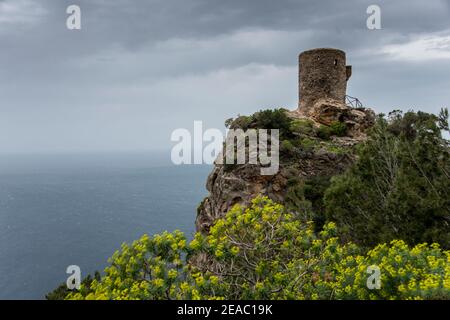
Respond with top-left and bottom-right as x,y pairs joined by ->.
294,98 -> 375,138
196,48 -> 376,234
195,141 -> 354,233
195,107 -> 375,234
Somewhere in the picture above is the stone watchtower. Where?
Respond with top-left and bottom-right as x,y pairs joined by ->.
298,48 -> 352,114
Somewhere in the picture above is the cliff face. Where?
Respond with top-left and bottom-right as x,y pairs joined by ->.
196,48 -> 376,234
196,104 -> 375,234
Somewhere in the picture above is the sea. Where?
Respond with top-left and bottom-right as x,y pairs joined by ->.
0,152 -> 211,299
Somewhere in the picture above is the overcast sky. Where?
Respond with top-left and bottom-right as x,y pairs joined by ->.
0,0 -> 449,153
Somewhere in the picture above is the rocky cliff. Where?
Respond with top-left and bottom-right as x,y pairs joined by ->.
196,104 -> 375,234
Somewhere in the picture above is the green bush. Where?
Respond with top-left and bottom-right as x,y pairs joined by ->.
317,125 -> 333,140
284,176 -> 332,231
284,179 -> 314,221
290,119 -> 315,136
226,109 -> 293,139
226,115 -> 252,130
322,143 -> 346,154
329,121 -> 347,136
303,176 -> 332,230
280,140 -> 295,153
46,272 -> 101,300
317,121 -> 347,139
251,109 -> 293,138
67,230 -> 198,300
333,240 -> 450,300
324,110 -> 450,249
66,197 -> 450,300
299,137 -> 318,151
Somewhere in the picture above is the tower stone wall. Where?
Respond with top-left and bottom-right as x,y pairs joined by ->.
298,48 -> 352,114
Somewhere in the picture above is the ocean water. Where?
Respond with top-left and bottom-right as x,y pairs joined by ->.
0,153 -> 211,299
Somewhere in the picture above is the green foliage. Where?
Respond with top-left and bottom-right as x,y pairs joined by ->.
290,119 -> 315,136
55,108 -> 450,300
303,176 -> 332,230
280,140 -> 295,153
284,176 -> 332,231
299,137 -> 318,151
322,144 -> 346,154
226,110 -> 350,162
195,197 -> 353,299
227,109 -> 298,162
317,125 -> 333,140
317,121 -> 347,140
324,110 -> 450,249
329,121 -> 347,136
226,108 -> 293,139
226,115 -> 252,130
334,240 -> 450,300
46,272 -> 101,300
284,179 -> 314,221
66,196 -> 450,300
251,109 -> 291,132
279,136 -> 322,156
67,230 -> 199,300
438,107 -> 449,132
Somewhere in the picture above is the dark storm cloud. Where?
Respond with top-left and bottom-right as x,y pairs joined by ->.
0,0 -> 449,152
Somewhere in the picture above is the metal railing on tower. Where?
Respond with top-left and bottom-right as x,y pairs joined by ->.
345,95 -> 363,108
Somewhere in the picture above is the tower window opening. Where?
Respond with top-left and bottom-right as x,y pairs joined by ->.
334,59 -> 338,66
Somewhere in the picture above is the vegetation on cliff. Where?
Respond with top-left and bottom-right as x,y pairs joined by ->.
325,109 -> 450,248
65,197 -> 450,300
48,108 -> 450,300
226,108 -> 352,156
224,108 -> 450,249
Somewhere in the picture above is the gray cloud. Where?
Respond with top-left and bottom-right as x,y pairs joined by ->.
0,0 -> 449,153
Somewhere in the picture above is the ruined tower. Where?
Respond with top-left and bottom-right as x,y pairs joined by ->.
298,48 -> 352,114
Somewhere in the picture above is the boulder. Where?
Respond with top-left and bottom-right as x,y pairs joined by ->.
307,98 -> 375,137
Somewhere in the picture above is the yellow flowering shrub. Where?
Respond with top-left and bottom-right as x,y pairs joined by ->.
66,196 -> 450,300
331,240 -> 450,299
67,230 -> 202,300
190,196 -> 359,299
